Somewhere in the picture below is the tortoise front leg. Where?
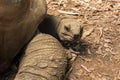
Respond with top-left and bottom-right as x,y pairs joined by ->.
14,33 -> 67,80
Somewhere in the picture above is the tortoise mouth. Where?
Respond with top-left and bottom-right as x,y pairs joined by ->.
0,0 -> 30,23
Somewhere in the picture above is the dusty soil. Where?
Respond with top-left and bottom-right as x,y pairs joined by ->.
47,0 -> 120,80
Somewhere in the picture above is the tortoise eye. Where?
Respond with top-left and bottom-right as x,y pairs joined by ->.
64,26 -> 70,32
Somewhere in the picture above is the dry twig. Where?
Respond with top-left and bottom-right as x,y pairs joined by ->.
58,10 -> 79,16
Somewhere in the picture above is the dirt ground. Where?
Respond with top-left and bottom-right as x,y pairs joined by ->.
47,0 -> 120,80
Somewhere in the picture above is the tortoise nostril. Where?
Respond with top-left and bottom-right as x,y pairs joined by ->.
74,35 -> 79,40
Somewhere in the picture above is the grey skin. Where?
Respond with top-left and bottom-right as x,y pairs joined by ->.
58,19 -> 83,42
15,14 -> 83,80
39,15 -> 83,42
14,34 -> 67,80
39,15 -> 83,52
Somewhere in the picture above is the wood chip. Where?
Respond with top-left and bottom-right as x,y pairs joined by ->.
81,64 -> 91,72
82,27 -> 94,38
58,10 -> 79,16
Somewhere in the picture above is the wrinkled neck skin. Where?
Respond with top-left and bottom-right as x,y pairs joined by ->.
0,0 -> 47,73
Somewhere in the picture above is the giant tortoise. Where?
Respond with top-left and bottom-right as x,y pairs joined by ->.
0,0 -> 83,80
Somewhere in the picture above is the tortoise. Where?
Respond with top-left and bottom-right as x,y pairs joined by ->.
0,0 -> 83,80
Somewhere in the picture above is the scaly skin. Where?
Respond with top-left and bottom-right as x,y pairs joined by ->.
39,15 -> 83,42
58,19 -> 83,42
14,34 -> 67,80
39,16 -> 83,52
0,0 -> 47,73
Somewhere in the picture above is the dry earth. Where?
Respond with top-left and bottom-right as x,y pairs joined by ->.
46,0 -> 120,80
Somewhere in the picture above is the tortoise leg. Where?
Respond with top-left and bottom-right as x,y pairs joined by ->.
14,33 -> 67,80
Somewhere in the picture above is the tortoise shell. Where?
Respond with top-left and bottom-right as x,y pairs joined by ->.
0,0 -> 47,73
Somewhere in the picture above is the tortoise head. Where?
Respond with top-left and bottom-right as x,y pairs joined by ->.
0,0 -> 30,23
58,19 -> 83,41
